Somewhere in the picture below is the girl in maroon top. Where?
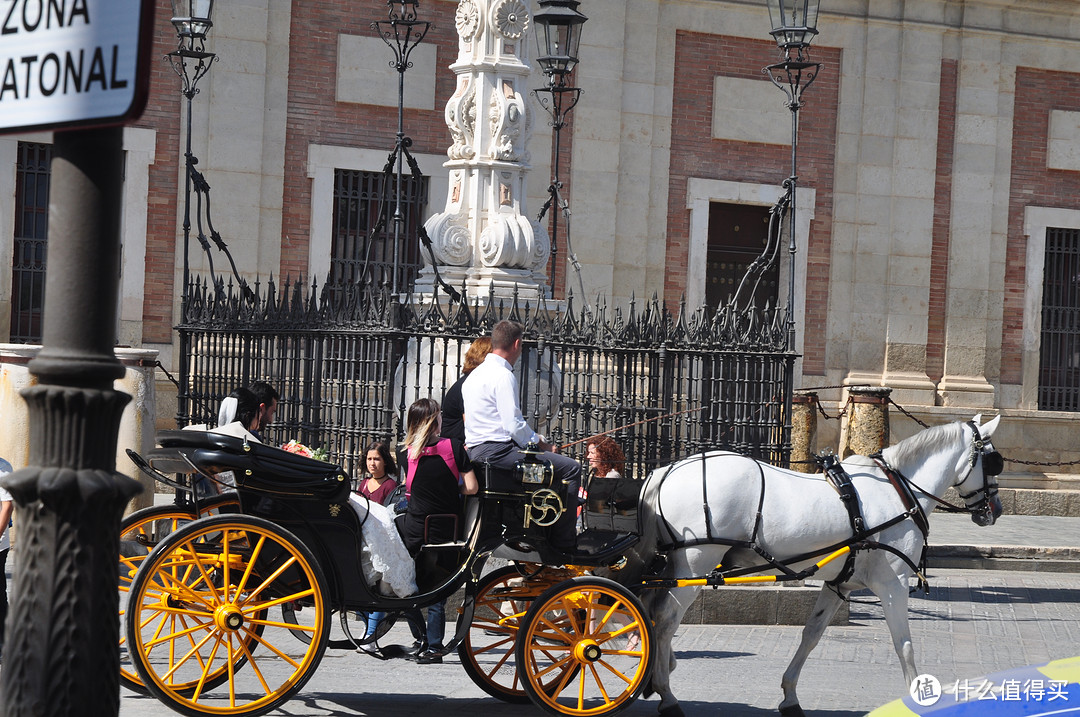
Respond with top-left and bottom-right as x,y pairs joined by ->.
358,441 -> 398,506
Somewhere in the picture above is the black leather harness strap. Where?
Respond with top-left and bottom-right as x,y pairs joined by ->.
870,453 -> 930,537
820,453 -> 866,535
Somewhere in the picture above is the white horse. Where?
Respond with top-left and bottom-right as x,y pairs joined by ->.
630,415 -> 1003,716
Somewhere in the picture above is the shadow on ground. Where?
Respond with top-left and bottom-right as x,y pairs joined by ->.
274,691 -> 870,717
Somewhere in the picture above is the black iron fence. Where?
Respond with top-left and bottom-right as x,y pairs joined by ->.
177,277 -> 797,480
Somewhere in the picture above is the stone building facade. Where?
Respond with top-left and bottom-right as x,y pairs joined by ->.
2,0 -> 1080,480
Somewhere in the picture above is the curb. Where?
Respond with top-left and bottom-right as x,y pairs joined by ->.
927,544 -> 1080,573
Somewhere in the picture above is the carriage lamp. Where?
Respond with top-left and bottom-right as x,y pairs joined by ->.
515,443 -> 554,486
765,0 -> 820,50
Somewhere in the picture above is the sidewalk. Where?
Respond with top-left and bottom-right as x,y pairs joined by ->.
928,512 -> 1080,572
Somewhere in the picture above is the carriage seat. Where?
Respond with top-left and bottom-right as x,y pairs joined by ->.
149,430 -> 349,502
411,494 -> 482,592
417,493 -> 482,550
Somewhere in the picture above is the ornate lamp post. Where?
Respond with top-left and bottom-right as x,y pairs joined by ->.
762,0 -> 821,350
166,0 -> 215,428
373,0 -> 430,296
532,0 -> 587,294
167,0 -> 216,307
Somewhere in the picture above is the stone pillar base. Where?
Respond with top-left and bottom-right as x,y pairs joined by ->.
881,370 -> 938,408
937,375 -> 996,408
839,386 -> 891,459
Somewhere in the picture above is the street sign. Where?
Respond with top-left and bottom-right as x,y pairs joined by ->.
0,0 -> 156,133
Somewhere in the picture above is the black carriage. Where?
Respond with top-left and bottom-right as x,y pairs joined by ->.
119,430 -> 653,717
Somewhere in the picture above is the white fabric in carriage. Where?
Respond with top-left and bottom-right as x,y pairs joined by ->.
348,494 -> 417,597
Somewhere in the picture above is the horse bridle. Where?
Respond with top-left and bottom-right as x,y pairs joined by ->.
953,420 -> 1003,520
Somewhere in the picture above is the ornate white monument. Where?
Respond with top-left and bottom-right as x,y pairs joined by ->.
416,0 -> 550,301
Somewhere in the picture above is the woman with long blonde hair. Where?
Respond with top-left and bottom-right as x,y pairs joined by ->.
400,397 -> 478,663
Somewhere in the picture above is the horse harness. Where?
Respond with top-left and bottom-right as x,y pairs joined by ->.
649,422 -> 1002,592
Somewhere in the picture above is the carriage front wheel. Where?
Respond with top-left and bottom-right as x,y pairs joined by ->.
516,577 -> 653,717
126,514 -> 330,717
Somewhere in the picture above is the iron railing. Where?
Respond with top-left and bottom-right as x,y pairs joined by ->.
177,277 -> 797,479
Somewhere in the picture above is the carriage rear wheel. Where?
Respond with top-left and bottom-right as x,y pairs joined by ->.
459,564 -> 584,703
516,577 -> 653,717
126,514 -> 330,717
119,496 -> 241,694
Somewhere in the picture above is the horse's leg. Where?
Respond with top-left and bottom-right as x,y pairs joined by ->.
869,569 -> 918,686
778,585 -> 844,716
645,584 -> 700,717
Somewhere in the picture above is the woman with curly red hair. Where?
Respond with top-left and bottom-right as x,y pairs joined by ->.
586,435 -> 626,479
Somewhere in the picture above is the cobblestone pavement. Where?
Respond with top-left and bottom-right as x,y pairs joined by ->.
119,567 -> 1080,717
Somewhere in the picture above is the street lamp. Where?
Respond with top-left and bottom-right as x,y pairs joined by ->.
373,0 -> 430,297
762,0 -> 821,350
532,0 -> 587,296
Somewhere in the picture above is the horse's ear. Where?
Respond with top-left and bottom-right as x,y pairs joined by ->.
979,414 -> 1001,438
970,413 -> 983,425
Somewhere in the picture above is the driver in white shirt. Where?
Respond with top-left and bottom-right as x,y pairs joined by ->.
462,320 -> 581,551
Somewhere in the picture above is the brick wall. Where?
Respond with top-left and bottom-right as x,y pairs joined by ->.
667,32 -> 839,374
927,59 -> 958,384
132,0 -> 183,344
1003,67 -> 1080,385
279,0 -> 461,280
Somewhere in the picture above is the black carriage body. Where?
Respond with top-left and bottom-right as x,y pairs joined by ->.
149,431 -> 467,612
144,431 -> 640,612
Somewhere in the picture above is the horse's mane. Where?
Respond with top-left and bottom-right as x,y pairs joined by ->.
880,421 -> 964,467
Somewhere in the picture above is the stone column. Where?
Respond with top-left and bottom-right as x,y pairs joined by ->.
0,127 -> 142,717
790,391 -> 818,472
418,0 -> 550,302
839,386 -> 891,459
936,34 -> 1007,409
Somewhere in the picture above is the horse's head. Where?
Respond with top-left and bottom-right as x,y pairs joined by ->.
955,415 -> 1003,526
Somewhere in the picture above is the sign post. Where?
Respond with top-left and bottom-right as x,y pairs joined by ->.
0,2 -> 154,715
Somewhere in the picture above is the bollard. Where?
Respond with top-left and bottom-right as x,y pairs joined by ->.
791,392 -> 819,472
839,386 -> 891,459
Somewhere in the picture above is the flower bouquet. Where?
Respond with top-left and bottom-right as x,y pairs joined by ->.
281,440 -> 329,462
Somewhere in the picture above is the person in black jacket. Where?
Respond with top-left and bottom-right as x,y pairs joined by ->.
440,336 -> 491,444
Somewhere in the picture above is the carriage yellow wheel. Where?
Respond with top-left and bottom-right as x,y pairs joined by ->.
119,496 -> 242,694
126,514 -> 329,717
516,577 -> 653,717
459,565 -> 580,703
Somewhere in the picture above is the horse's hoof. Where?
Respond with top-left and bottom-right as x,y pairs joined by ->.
659,705 -> 685,717
778,705 -> 805,717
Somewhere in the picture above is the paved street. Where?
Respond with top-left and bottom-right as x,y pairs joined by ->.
119,566 -> 1080,717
